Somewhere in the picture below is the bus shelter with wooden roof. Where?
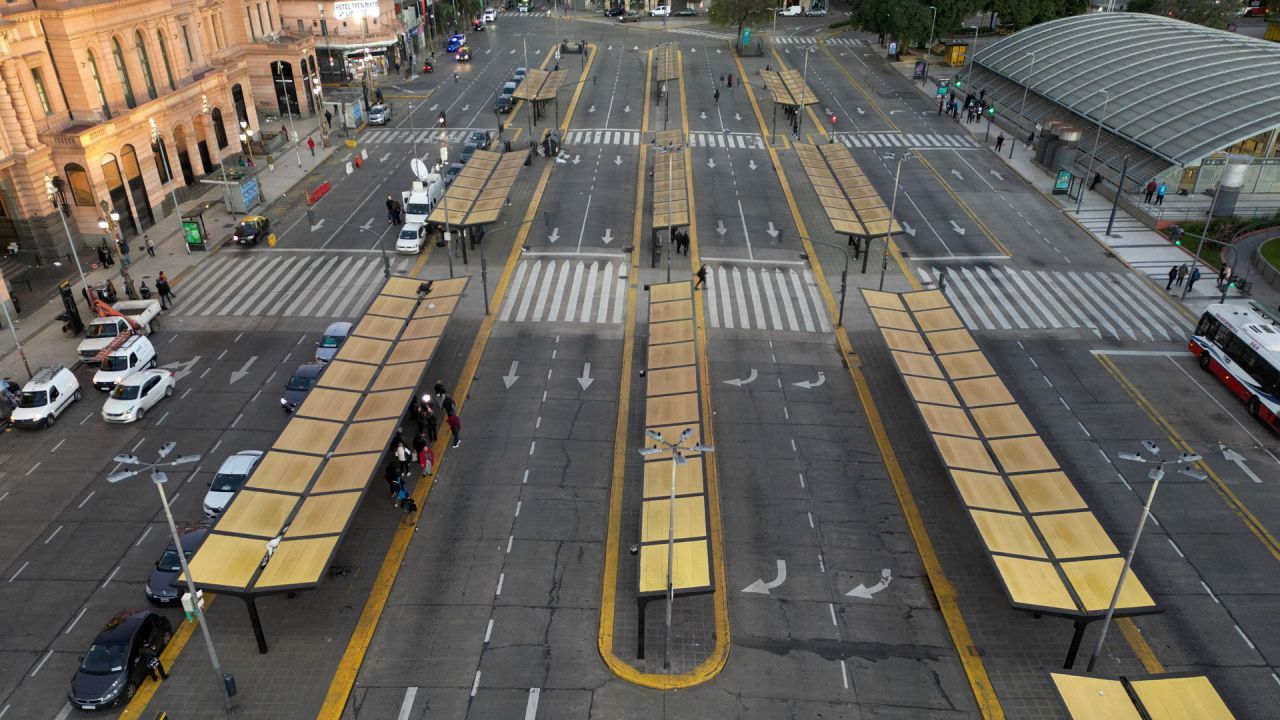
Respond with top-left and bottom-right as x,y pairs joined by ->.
862,288 -> 1161,668
1050,672 -> 1235,719
182,276 -> 469,653
512,67 -> 569,132
650,129 -> 689,269
425,150 -> 526,264
760,68 -> 817,143
793,142 -> 902,264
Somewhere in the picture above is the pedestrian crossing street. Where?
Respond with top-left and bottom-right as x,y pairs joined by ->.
774,36 -> 865,46
833,132 -> 978,150
558,129 -> 767,150
499,257 -> 831,333
169,252 -> 389,318
917,266 -> 1190,341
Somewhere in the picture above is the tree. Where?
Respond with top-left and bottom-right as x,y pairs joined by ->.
709,0 -> 781,42
1135,0 -> 1235,28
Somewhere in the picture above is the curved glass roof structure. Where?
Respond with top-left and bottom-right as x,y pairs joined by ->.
974,13 -> 1280,167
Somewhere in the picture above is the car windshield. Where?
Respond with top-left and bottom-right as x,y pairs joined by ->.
406,202 -> 430,216
18,390 -> 48,408
80,642 -> 128,675
110,384 -> 141,400
320,335 -> 342,348
85,324 -> 119,338
157,547 -> 194,572
286,375 -> 314,392
102,355 -> 130,371
211,472 -> 248,492
236,222 -> 259,237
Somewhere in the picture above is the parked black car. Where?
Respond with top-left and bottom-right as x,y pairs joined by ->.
69,611 -> 173,710
281,363 -> 323,413
145,529 -> 207,605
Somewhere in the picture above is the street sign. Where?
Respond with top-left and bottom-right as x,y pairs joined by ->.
182,221 -> 203,248
936,86 -> 947,96
1054,169 -> 1072,196
742,28 -> 751,46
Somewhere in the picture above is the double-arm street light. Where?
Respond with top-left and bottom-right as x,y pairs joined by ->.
1011,51 -> 1036,159
1085,442 -> 1204,672
880,151 -> 912,290
108,442 -> 235,711
639,428 -> 714,672
239,121 -> 256,164
44,174 -> 91,296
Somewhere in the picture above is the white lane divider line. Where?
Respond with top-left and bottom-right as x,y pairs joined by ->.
25,462 -> 40,476
9,561 -> 29,582
50,438 -> 66,453
496,573 -> 505,596
102,566 -> 121,588
397,687 -> 418,720
525,688 -> 541,719
64,607 -> 88,634
77,491 -> 96,509
45,525 -> 63,544
30,649 -> 53,676
484,619 -> 494,643
135,526 -> 153,546
471,671 -> 482,697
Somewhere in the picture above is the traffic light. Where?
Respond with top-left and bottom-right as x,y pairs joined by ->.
954,78 -> 963,89
830,114 -> 837,124
987,105 -> 996,117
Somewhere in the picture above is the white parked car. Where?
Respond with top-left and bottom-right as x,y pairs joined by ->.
10,365 -> 80,429
92,335 -> 158,392
483,8 -> 497,22
101,369 -> 174,423
202,450 -> 264,518
779,5 -> 803,15
649,4 -> 670,15
396,223 -> 428,254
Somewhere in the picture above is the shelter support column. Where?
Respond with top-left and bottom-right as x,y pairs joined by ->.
243,597 -> 269,654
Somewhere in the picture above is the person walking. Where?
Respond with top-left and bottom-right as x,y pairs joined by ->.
425,404 -> 438,442
441,393 -> 457,418
386,195 -> 399,224
124,274 -> 139,300
1155,182 -> 1167,206
307,137 -> 316,156
1176,263 -> 1188,287
434,380 -> 448,403
995,133 -> 1005,152
400,493 -> 418,524
1166,265 -> 1178,291
394,438 -> 412,476
420,445 -> 435,477
447,412 -> 462,448
727,73 -> 733,88
385,462 -> 403,497
413,431 -> 428,466
144,234 -> 156,257
1188,267 -> 1201,293
714,88 -> 720,104
1144,180 -> 1157,204
156,272 -> 175,310
694,263 -> 707,289
325,109 -> 333,129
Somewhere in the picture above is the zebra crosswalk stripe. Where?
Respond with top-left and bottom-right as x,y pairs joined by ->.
169,253 -> 388,318
703,266 -> 832,332
499,258 -> 628,325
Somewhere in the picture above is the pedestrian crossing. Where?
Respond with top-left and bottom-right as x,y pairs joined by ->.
169,253 -> 388,318
704,265 -> 832,333
360,128 -> 486,145
690,131 -> 766,150
917,266 -> 1190,341
772,36 -> 864,46
499,256 -> 630,324
670,27 -> 735,40
562,129 -> 643,146
834,132 -> 978,150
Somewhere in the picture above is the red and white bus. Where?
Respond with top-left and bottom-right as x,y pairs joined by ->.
1189,301 -> 1280,431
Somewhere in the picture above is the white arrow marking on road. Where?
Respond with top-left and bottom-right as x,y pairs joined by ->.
748,159 -> 758,170
602,228 -> 614,244
588,105 -> 596,113
607,45 -> 613,50
572,155 -> 581,165
577,363 -> 594,391
700,111 -> 707,120
949,220 -> 966,236
230,356 -> 258,385
461,105 -> 470,112
735,112 -> 742,121
707,157 -> 717,169
989,169 -> 1005,181
502,361 -> 520,389
856,107 -> 865,116
159,356 -> 201,383
715,220 -> 727,237
310,219 -> 325,232
1221,445 -> 1262,483
624,105 -> 632,113
846,568 -> 893,599
548,227 -> 560,243
743,559 -> 787,594
510,48 -> 516,54
614,155 -> 623,166
792,371 -> 826,389
766,222 -> 780,239
901,221 -> 917,237
380,152 -> 392,163
888,110 -> 903,115
950,168 -> 964,180
722,369 -> 758,387
360,218 -> 375,231
430,104 -> 439,111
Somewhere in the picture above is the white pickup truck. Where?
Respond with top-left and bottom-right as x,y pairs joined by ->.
77,299 -> 162,363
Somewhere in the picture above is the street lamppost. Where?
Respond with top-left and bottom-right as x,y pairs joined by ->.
0,297 -> 32,379
272,75 -> 304,168
1076,89 -> 1110,215
801,238 -> 854,328
1085,442 -> 1204,672
150,118 -> 189,255
880,151 -> 911,290
638,427 -> 715,671
202,95 -> 235,212
922,5 -> 937,86
44,174 -> 91,297
108,442 -> 236,711
239,120 -> 256,165
97,208 -> 122,264
797,46 -> 815,139
439,145 -> 455,279
1011,51 -> 1036,159
966,25 -> 979,88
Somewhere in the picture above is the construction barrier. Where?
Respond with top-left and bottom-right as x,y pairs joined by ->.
306,181 -> 332,205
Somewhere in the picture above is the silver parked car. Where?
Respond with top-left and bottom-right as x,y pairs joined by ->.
315,321 -> 352,363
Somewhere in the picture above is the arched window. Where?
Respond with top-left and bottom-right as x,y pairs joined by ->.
211,107 -> 229,149
87,51 -> 110,118
64,163 -> 94,206
112,38 -> 136,108
152,136 -> 173,183
231,84 -> 247,125
157,31 -> 175,92
135,32 -> 156,100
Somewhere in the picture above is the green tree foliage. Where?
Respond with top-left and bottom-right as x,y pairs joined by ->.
853,0 -> 958,47
1131,0 -> 1235,29
708,0 -> 778,39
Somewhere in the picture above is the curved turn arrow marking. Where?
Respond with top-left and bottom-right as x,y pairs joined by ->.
743,559 -> 787,594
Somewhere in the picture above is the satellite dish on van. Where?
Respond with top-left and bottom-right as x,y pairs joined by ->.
411,158 -> 431,181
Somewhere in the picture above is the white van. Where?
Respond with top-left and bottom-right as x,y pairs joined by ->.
10,365 -> 81,428
92,335 -> 158,392
780,5 -> 803,15
650,4 -> 670,15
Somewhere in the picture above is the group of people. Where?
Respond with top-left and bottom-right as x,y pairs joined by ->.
1143,180 -> 1168,206
670,229 -> 690,255
384,380 -> 463,525
89,271 -> 175,308
1165,263 -> 1201,293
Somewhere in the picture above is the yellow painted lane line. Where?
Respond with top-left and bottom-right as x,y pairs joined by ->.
1095,355 -> 1280,562
117,597 -> 217,719
735,47 -> 1004,720
317,46 -> 598,720
1118,618 -> 1165,674
814,39 -> 1009,257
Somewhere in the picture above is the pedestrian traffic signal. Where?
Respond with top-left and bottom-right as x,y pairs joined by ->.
830,114 -> 837,124
954,78 -> 963,89
987,105 -> 996,117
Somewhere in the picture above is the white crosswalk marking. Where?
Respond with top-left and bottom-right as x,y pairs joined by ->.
836,132 -> 977,150
563,129 -> 641,146
500,257 -> 627,325
703,265 -> 829,333
926,266 -> 1188,340
169,253 -> 385,318
361,128 -> 486,145
689,131 -> 766,150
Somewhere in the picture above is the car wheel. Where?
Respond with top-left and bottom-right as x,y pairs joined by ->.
165,385 -> 174,397
45,413 -> 55,428
1198,352 -> 1211,370
74,389 -> 82,401
161,629 -> 173,647
1248,396 -> 1261,418
123,681 -> 138,701
136,408 -> 145,421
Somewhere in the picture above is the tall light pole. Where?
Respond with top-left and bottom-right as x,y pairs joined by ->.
439,144 -> 454,279
44,174 -> 91,296
1076,89 -> 1110,214
639,427 -> 715,671
1011,51 -> 1036,159
966,25 -> 979,88
797,46 -> 814,139
97,207 -> 122,264
202,95 -> 234,212
1085,443 -> 1204,672
150,118 -> 189,255
880,151 -> 911,290
108,442 -> 235,711
922,5 -> 937,86
273,75 -> 304,168
0,299 -> 32,379
239,120 -> 256,164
